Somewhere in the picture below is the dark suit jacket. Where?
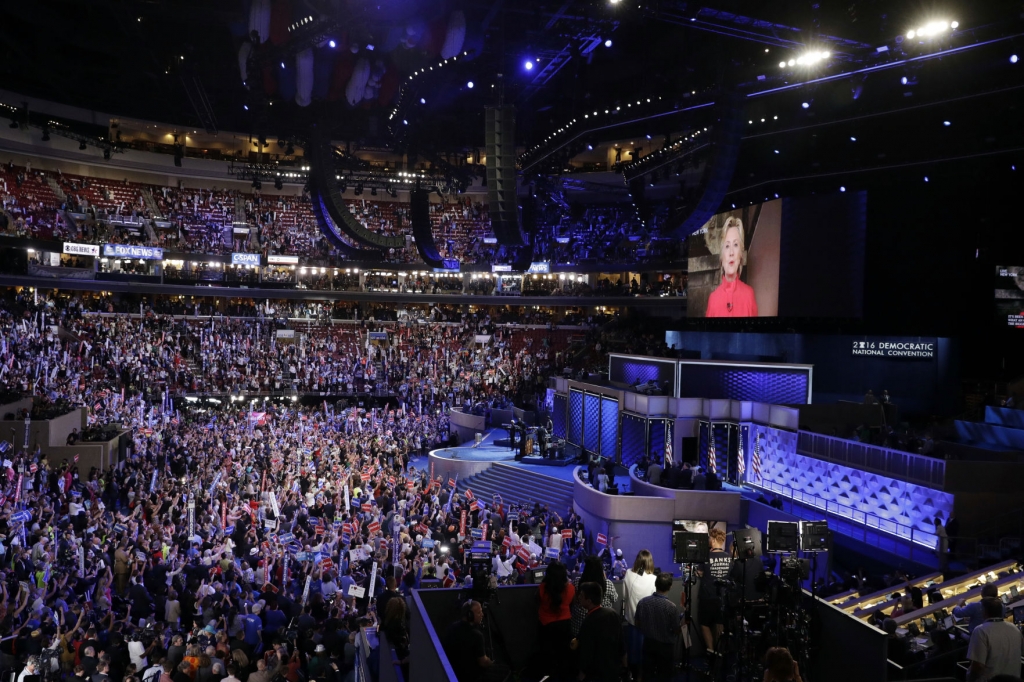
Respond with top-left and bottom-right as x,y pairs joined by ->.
577,606 -> 624,682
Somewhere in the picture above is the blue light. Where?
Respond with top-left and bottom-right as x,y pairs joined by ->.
774,150 -> 780,154
646,134 -> 651,140
924,176 -> 929,182
328,40 -> 336,48
801,102 -> 810,109
524,60 -> 534,71
604,39 -> 613,48
280,62 -> 285,69
587,144 -> 593,150
1012,55 -> 1019,64
403,120 -> 408,125
420,98 -> 426,104
774,193 -> 779,198
943,120 -> 951,126
243,105 -> 249,111
901,76 -> 908,85
850,136 -> 857,141
840,186 -> 846,192
467,81 -> 474,89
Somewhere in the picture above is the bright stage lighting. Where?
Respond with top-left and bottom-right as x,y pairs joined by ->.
1012,55 -> 1019,64
801,102 -> 810,109
467,81 -> 474,88
795,50 -> 830,66
907,20 -> 955,40
328,40 -> 336,48
605,39 -> 613,48
524,60 -> 534,71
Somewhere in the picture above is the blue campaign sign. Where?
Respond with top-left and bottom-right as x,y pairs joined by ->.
10,510 -> 31,523
545,547 -> 560,559
278,533 -> 296,544
421,539 -> 435,549
224,525 -> 235,535
469,527 -> 483,539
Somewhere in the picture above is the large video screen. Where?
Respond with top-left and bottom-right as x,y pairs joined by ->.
995,266 -> 1024,328
687,200 -> 781,318
685,192 -> 866,319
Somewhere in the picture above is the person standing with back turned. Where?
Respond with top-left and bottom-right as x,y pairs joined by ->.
966,597 -> 1024,682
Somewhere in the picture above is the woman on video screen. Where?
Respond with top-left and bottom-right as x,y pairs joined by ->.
706,216 -> 758,317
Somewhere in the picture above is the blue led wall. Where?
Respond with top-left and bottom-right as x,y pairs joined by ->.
620,413 -> 647,468
600,397 -> 619,459
568,390 -> 583,447
747,424 -> 952,547
648,420 -> 668,463
583,393 -> 601,454
609,356 -> 677,389
552,394 -> 567,439
678,363 -> 810,404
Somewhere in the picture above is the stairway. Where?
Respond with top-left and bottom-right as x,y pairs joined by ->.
142,188 -> 163,219
457,463 -> 575,515
46,176 -> 67,204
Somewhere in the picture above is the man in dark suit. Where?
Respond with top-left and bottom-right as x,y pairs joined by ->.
573,581 -> 624,682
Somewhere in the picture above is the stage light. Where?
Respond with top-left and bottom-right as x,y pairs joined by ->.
840,186 -> 846,192
909,21 -> 953,39
328,40 -> 336,48
779,61 -> 787,68
1011,55 -> 1019,64
403,119 -> 408,125
524,60 -> 534,70
280,62 -> 285,68
801,102 -> 810,109
774,150 -> 780,154
795,50 -> 830,66
943,120 -> 951,126
605,39 -> 613,47
924,176 -> 929,182
901,76 -> 908,85
420,98 -> 426,104
243,105 -> 249,111
467,81 -> 474,88
587,144 -> 593,150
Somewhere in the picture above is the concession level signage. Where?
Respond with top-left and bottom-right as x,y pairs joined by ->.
851,338 -> 936,359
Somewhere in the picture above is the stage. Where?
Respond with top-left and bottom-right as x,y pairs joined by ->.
426,428 -> 582,481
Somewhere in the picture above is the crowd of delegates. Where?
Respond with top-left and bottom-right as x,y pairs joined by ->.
0,162 -> 693,270
0,294 -> 563,415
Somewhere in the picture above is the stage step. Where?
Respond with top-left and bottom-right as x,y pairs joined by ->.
457,464 -> 575,516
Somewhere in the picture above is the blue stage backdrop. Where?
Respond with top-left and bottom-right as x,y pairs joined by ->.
678,361 -> 811,404
648,419 -> 668,463
600,397 -> 619,459
620,413 -> 647,468
747,424 -> 952,547
609,355 -> 677,390
665,331 -> 960,415
552,394 -> 568,439
568,389 -> 583,447
583,393 -> 601,454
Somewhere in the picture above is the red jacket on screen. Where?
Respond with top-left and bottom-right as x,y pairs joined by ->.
706,276 -> 758,317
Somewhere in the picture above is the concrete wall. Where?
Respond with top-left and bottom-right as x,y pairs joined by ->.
573,467 -> 678,571
629,466 -> 742,523
449,409 -> 486,444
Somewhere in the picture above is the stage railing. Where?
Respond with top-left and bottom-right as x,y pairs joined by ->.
796,430 -> 945,488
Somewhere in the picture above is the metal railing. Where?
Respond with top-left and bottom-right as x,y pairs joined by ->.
797,430 -> 945,488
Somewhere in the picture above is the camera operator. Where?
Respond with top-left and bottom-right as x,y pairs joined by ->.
728,545 -> 763,605
442,600 -> 492,682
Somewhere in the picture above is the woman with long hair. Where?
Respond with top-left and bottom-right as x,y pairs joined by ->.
382,597 -> 410,681
570,556 -> 618,637
623,549 -> 658,674
705,216 -> 758,317
538,561 -> 576,680
763,647 -> 802,682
